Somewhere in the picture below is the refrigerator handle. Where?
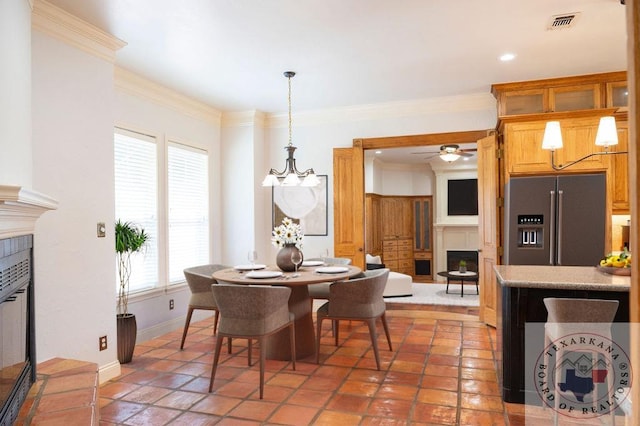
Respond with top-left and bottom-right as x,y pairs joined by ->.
557,190 -> 563,265
549,190 -> 555,265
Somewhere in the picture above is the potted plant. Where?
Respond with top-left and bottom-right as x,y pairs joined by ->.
115,219 -> 149,364
458,260 -> 467,273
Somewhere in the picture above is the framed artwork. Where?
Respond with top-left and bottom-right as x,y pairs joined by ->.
272,175 -> 328,236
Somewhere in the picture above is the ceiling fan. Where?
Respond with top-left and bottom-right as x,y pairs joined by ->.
411,144 -> 477,162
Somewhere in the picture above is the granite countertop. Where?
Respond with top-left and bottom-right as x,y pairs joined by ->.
493,265 -> 630,292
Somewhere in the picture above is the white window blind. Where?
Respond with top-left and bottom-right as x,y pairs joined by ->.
114,129 -> 159,292
168,142 -> 209,283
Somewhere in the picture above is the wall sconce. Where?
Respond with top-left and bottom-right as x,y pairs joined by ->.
541,116 -> 626,170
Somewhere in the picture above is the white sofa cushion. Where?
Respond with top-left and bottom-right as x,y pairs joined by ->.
384,271 -> 413,297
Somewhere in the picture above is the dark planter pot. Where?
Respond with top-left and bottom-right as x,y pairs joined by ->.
117,313 -> 137,364
276,244 -> 303,272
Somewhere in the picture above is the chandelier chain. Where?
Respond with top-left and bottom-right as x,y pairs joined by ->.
287,74 -> 292,147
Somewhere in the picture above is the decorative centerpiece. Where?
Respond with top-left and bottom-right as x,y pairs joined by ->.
458,260 -> 467,273
598,251 -> 631,276
272,217 -> 304,272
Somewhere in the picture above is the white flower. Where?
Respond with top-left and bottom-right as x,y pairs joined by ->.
271,217 -> 304,249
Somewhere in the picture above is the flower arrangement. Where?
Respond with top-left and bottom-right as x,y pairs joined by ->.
271,217 -> 303,249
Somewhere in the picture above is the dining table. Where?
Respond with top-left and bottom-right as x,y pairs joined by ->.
211,263 -> 362,360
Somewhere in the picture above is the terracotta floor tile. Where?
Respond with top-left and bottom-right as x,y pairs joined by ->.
459,408 -> 508,425
85,305 -> 531,425
460,392 -> 505,412
326,393 -> 372,413
367,398 -> 413,418
420,374 -> 459,391
286,388 -> 332,407
123,406 -> 182,425
411,402 -> 458,424
121,385 -> 173,404
416,388 -> 459,407
153,390 -> 206,410
226,399 -> 279,421
31,406 -> 96,425
338,380 -> 380,397
35,388 -> 96,413
268,403 -> 320,426
313,410 -> 363,425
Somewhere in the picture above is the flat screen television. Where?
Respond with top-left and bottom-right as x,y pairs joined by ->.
447,178 -> 478,215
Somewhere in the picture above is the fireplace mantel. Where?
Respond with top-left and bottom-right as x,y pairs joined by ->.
0,185 -> 58,238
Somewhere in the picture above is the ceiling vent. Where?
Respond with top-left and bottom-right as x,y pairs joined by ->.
547,12 -> 580,30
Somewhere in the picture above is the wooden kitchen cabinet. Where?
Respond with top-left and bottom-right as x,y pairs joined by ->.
492,71 -> 625,118
503,116 -> 609,175
611,121 -> 629,213
413,197 -> 433,279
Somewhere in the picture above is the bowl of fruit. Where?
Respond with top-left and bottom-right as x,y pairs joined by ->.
597,251 -> 631,276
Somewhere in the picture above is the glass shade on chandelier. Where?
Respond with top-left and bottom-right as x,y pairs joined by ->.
262,71 -> 320,187
541,116 -> 624,170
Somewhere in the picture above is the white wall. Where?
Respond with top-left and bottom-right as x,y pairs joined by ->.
0,0 -> 32,188
32,30 -> 119,375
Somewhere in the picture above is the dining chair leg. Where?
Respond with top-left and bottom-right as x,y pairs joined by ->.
334,320 -> 340,346
315,316 -> 323,364
259,337 -> 266,399
227,336 -> 232,354
381,313 -> 393,351
366,318 -> 381,370
213,310 -> 219,335
209,334 -> 224,392
248,339 -> 253,366
179,307 -> 195,350
289,323 -> 297,370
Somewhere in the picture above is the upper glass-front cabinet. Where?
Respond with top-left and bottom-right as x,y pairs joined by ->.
492,72 -> 627,118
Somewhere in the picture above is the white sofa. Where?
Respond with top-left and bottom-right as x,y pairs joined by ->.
366,254 -> 413,297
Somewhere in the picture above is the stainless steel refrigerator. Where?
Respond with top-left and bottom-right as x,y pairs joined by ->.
503,173 -> 605,266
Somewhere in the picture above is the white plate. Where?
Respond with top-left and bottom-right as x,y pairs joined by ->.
234,264 -> 266,271
301,260 -> 324,267
316,266 -> 349,274
245,270 -> 283,279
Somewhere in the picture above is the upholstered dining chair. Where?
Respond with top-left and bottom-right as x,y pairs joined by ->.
307,257 -> 353,302
315,268 -> 392,370
209,284 -> 296,399
180,264 -> 229,350
543,298 -> 619,426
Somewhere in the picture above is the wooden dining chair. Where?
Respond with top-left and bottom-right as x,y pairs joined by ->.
315,268 -> 392,370
307,257 -> 353,302
180,264 -> 229,349
209,284 -> 296,399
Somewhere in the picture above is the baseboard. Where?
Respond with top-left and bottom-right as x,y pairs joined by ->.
98,360 -> 121,384
137,311 -> 213,343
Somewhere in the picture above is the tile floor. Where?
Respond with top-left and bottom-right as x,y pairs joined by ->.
97,302 -> 625,425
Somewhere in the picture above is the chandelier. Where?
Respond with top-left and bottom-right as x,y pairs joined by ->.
262,71 -> 320,187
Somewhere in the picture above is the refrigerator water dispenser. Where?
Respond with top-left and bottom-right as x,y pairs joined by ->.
516,215 -> 543,248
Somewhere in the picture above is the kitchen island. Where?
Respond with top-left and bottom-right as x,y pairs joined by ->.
494,265 -> 630,404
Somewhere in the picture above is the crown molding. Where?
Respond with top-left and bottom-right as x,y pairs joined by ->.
115,67 -> 222,125
222,110 -> 267,128
265,92 -> 496,128
32,0 -> 126,63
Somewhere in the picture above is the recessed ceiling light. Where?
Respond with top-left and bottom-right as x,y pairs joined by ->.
375,150 -> 382,154
500,53 -> 516,62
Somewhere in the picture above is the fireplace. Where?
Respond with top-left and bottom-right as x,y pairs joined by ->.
0,235 -> 35,425
446,250 -> 478,272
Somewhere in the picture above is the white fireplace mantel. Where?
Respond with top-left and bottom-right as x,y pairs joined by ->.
0,185 -> 58,238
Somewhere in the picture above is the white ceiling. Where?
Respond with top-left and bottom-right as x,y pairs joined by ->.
46,0 -> 627,115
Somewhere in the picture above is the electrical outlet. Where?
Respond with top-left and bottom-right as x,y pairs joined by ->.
169,299 -> 174,310
99,335 -> 107,351
97,222 -> 106,238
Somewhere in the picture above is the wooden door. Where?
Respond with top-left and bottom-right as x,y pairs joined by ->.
477,134 -> 499,327
333,146 -> 365,268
